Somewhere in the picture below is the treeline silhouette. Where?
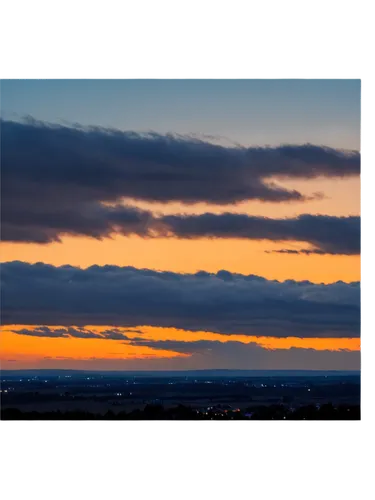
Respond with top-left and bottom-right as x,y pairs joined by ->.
1,403 -> 360,420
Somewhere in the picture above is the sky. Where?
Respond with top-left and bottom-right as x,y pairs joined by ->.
0,79 -> 361,370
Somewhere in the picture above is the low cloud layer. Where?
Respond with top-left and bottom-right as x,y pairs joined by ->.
1,118 -> 360,243
127,339 -> 360,371
2,261 -> 360,337
6,339 -> 359,371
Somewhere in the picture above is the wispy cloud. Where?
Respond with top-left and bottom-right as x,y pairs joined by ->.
11,326 -> 139,341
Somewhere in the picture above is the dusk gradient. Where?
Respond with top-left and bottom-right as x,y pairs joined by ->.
0,79 -> 361,371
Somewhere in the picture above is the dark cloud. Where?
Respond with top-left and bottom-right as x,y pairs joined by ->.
2,261 -> 360,338
160,213 -> 360,255
1,201 -> 155,244
11,326 -> 136,340
1,119 -> 360,243
1,129 -> 361,256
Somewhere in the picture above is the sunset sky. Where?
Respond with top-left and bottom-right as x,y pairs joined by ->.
0,79 -> 360,370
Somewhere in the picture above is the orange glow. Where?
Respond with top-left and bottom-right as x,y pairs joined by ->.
0,238 -> 360,284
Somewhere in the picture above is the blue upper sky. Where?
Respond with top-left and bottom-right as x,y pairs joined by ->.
1,79 -> 360,150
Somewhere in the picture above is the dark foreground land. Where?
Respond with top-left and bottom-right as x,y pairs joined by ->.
2,404 -> 365,426
1,370 -> 360,420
